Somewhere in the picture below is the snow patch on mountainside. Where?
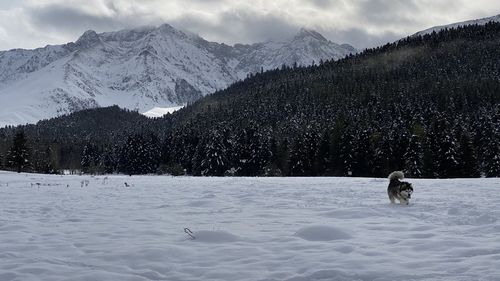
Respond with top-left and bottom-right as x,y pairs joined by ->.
142,106 -> 184,118
0,25 -> 356,126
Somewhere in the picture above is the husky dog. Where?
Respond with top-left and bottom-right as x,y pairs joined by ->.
387,171 -> 413,205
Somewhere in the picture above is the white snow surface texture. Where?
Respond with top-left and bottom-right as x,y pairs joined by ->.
0,26 -> 356,127
1,172 -> 499,281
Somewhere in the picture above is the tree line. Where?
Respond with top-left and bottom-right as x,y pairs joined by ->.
1,22 -> 499,177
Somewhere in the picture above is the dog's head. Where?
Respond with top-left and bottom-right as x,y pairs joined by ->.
399,182 -> 413,199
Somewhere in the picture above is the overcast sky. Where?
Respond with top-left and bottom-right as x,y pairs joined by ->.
1,0 -> 500,51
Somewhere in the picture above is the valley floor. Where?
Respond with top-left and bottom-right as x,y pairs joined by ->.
0,172 -> 499,281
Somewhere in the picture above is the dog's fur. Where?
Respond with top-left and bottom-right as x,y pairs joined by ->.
387,171 -> 413,205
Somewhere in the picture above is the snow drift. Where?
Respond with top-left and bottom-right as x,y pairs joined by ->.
0,172 -> 499,280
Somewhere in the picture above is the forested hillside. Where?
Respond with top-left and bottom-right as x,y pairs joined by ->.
1,23 -> 499,177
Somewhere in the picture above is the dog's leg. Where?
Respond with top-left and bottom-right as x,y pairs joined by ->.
388,193 -> 396,204
394,195 -> 404,205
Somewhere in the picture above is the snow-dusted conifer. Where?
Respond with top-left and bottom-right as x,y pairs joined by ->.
457,132 -> 480,177
404,134 -> 424,178
484,137 -> 500,177
7,130 -> 30,173
437,133 -> 460,178
200,129 -> 228,176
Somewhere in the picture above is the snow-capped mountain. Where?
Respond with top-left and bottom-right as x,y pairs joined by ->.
0,25 -> 356,126
414,14 -> 500,36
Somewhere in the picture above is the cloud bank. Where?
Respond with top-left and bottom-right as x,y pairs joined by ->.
1,0 -> 499,51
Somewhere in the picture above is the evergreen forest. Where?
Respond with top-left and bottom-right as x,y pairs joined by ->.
1,23 -> 499,177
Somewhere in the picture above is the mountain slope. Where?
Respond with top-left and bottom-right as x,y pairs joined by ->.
0,25 -> 356,127
414,14 -> 500,36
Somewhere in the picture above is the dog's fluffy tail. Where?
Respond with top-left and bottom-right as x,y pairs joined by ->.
388,171 -> 404,181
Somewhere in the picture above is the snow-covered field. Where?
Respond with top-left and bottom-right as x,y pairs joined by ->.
0,171 -> 499,281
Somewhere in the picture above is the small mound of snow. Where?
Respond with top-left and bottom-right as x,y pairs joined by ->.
284,269 -> 363,281
192,230 -> 240,243
447,207 -> 460,215
322,208 -> 378,219
186,200 -> 211,207
295,225 -> 351,241
0,272 -> 18,281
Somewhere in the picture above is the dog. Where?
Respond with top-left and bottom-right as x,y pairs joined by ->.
387,171 -> 413,205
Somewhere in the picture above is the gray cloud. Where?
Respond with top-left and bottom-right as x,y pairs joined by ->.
26,3 -> 161,38
322,27 -> 400,49
172,9 -> 300,45
1,0 -> 500,51
309,0 -> 344,9
0,0 -> 24,11
355,0 -> 421,25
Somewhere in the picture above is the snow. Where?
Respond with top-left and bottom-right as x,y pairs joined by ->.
141,106 -> 184,118
0,171 -> 499,281
0,25 -> 357,127
295,225 -> 351,241
191,230 -> 241,243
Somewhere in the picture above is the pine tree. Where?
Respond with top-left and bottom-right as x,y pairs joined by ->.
473,115 -> 492,173
479,113 -> 500,177
234,126 -> 269,176
81,142 -> 99,174
47,143 -> 61,173
101,144 -> 119,174
200,129 -> 228,176
31,144 -> 53,174
457,132 -> 480,177
328,122 -> 345,176
289,135 -> 307,176
353,129 -> 372,177
191,138 -> 206,176
436,133 -> 461,178
264,137 -> 283,176
404,134 -> 424,178
391,130 -> 410,172
486,154 -> 500,177
7,130 -> 30,173
44,146 -> 56,174
144,133 -> 161,174
277,139 -> 291,176
339,129 -> 355,176
250,131 -> 271,176
303,128 -> 319,176
118,134 -> 159,175
314,132 -> 331,176
160,135 -> 173,167
484,137 -> 500,177
422,120 -> 440,178
370,132 -> 391,177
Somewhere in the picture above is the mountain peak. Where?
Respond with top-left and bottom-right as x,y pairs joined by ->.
157,23 -> 176,33
295,28 -> 328,42
0,23 -> 357,126
75,30 -> 101,48
340,43 -> 357,53
153,23 -> 196,40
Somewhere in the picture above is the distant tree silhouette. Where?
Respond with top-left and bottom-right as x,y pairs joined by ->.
7,130 -> 30,173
